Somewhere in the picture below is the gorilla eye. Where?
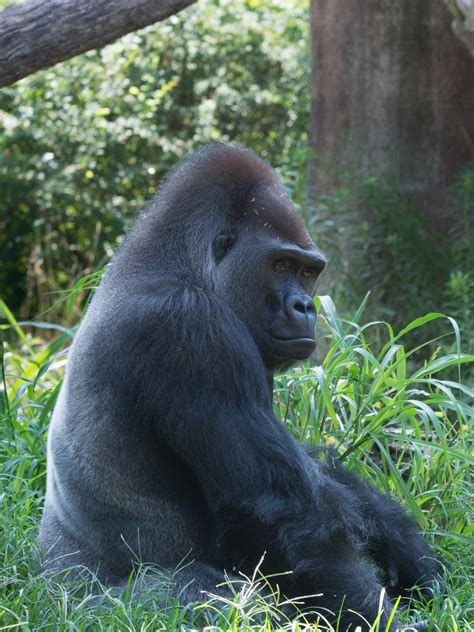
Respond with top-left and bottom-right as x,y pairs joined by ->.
213,233 -> 236,261
301,267 -> 319,278
273,259 -> 291,273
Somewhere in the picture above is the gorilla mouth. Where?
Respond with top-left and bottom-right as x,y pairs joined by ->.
270,335 -> 316,357
272,335 -> 315,343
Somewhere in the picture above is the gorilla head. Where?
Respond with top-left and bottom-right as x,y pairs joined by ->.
124,144 -> 326,369
39,144 -> 437,631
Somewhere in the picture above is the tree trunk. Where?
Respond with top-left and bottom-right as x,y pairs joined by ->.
0,0 -> 196,88
309,0 -> 474,220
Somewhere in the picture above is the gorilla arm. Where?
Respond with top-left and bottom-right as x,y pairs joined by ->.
137,286 -> 314,516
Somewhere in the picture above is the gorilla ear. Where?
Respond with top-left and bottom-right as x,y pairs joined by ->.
212,233 -> 236,262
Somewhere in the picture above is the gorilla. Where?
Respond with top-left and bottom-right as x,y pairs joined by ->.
39,144 -> 438,630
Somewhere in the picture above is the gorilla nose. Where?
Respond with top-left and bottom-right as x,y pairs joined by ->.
285,294 -> 317,333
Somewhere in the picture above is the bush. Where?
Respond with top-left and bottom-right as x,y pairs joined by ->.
0,0 -> 309,315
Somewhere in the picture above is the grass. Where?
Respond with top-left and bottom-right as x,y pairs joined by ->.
1,295 -> 473,631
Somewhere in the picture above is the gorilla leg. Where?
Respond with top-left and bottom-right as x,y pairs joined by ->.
39,509 -> 235,605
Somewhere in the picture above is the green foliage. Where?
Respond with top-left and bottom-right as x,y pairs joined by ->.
444,166 -> 474,358
1,297 -> 473,629
309,166 -> 474,365
353,179 -> 448,322
0,0 -> 309,314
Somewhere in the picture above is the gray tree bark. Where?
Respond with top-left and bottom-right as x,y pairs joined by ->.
309,0 -> 474,221
0,0 -> 196,88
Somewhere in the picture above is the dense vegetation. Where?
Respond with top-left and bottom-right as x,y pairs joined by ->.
307,167 -> 474,361
1,0 -> 473,629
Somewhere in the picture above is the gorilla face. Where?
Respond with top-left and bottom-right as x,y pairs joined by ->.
211,184 -> 326,369
264,246 -> 326,362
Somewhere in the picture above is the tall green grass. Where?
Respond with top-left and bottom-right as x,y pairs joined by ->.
1,297 -> 472,630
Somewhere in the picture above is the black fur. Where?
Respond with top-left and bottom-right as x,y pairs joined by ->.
39,144 -> 438,630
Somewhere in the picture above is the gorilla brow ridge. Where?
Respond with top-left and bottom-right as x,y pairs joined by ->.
151,143 -> 277,222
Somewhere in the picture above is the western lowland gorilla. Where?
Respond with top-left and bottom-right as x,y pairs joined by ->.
39,144 -> 438,630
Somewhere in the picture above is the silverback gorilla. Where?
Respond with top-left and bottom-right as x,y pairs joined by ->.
39,144 -> 438,630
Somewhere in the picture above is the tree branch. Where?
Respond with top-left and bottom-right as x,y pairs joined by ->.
0,0 -> 196,88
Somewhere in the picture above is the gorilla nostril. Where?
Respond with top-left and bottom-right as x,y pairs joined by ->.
294,301 -> 307,314
292,298 -> 316,316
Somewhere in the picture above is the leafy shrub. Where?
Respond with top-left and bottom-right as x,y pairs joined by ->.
0,0 -> 309,315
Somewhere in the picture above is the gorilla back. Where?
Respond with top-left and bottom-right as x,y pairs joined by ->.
39,144 -> 437,628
